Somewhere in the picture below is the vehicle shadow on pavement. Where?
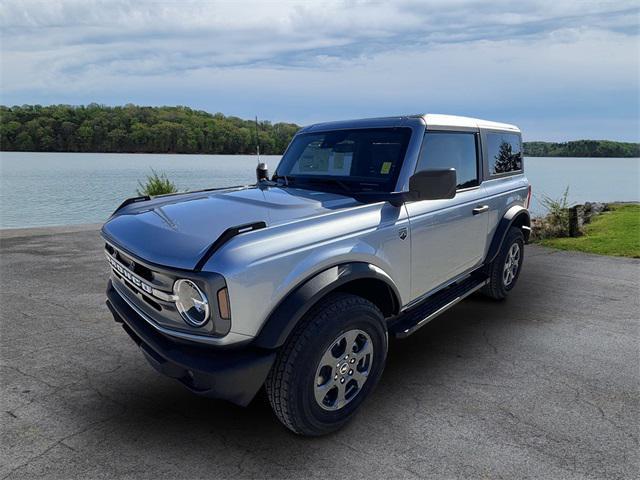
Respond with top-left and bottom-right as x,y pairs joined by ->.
100,293 -> 511,439
56,273 -> 553,478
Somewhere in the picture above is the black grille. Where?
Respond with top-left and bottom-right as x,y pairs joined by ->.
105,243 -> 153,281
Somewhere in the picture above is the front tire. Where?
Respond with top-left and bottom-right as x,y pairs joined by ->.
482,227 -> 525,300
265,293 -> 387,436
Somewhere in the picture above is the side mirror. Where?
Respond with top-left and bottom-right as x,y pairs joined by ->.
408,168 -> 457,201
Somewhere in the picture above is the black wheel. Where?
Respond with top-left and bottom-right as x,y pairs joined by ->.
482,227 -> 525,300
265,292 -> 387,436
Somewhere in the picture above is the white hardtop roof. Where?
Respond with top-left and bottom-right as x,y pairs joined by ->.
421,114 -> 520,132
303,114 -> 520,133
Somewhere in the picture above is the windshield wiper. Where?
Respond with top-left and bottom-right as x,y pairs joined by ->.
301,177 -> 353,195
275,175 -> 409,206
272,174 -> 292,187
303,179 -> 410,207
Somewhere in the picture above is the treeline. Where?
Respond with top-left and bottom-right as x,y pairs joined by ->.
0,104 -> 299,154
1,104 -> 639,157
523,140 -> 639,158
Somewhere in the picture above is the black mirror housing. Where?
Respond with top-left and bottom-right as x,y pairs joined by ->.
409,169 -> 457,201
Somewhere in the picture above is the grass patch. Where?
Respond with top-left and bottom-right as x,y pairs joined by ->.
539,204 -> 640,258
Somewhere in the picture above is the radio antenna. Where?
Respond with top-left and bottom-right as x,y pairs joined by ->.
254,115 -> 268,183
255,115 -> 260,162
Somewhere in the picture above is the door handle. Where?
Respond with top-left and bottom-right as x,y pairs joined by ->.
472,205 -> 489,215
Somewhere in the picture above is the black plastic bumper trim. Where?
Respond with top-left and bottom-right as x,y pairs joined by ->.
106,280 -> 275,406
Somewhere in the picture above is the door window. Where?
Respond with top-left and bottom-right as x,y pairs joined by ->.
416,132 -> 479,189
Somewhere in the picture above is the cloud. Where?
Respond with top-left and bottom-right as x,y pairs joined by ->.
1,0 -> 638,140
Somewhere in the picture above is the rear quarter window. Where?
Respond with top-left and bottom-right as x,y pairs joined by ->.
486,132 -> 523,176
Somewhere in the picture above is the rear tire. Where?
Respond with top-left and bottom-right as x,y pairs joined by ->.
265,293 -> 387,436
482,227 -> 525,300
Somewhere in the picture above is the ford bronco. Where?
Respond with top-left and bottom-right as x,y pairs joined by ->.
103,114 -> 531,435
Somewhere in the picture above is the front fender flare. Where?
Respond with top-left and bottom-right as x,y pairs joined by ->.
486,205 -> 531,263
252,263 -> 400,349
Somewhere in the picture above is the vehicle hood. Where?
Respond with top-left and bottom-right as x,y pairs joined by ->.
102,186 -> 360,270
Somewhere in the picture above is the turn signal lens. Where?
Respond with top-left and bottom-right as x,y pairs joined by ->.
217,287 -> 231,320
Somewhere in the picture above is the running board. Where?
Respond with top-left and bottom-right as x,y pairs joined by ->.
391,274 -> 489,338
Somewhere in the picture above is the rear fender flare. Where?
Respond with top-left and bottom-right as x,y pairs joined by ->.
486,205 -> 531,263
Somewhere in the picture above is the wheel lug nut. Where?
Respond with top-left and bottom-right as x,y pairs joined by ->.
340,378 -> 345,383
349,369 -> 353,375
350,358 -> 355,363
334,374 -> 338,380
344,355 -> 348,360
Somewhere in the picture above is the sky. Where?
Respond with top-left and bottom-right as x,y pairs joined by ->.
1,0 -> 639,141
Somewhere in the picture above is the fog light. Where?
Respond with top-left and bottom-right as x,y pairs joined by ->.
174,279 -> 210,327
217,287 -> 231,320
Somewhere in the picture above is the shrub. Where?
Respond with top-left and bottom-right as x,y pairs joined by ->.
531,186 -> 570,240
136,169 -> 178,196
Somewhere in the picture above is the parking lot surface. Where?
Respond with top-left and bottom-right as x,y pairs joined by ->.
1,226 -> 638,479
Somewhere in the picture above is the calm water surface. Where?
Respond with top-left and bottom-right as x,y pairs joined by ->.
0,152 -> 638,229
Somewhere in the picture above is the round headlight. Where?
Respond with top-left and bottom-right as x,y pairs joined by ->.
174,279 -> 210,327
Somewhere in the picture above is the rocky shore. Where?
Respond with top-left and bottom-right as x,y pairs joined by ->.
531,201 -> 636,241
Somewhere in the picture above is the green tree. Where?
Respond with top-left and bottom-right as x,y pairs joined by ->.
4,104 -> 636,157
493,141 -> 522,173
524,140 -> 640,157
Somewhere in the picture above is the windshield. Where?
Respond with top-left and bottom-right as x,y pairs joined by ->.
275,127 -> 412,193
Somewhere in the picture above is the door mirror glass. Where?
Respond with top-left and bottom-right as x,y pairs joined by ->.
408,169 -> 457,201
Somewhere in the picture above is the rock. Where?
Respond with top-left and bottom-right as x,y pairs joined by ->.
582,202 -> 608,225
533,202 -> 609,240
568,206 -> 581,237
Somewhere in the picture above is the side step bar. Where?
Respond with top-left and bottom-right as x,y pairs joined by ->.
391,274 -> 489,338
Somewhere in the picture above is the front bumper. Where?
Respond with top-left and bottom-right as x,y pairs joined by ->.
106,280 -> 276,406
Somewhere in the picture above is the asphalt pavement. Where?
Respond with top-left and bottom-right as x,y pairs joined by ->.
1,225 -> 638,479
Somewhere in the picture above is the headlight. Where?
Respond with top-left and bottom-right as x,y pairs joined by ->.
174,279 -> 210,327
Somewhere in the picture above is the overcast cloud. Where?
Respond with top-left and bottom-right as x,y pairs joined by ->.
1,0 -> 638,140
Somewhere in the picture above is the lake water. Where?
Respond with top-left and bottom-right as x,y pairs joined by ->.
0,152 -> 638,229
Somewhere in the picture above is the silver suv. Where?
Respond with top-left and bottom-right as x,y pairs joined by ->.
103,114 -> 531,435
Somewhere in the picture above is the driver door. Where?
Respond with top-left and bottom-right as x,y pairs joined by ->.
405,130 -> 489,300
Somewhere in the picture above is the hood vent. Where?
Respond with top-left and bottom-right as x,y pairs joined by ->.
194,221 -> 267,271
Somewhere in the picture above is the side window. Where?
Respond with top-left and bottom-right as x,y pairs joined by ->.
486,132 -> 522,175
416,132 -> 478,189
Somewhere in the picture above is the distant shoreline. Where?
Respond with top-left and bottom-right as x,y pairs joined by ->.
1,150 -> 638,159
0,151 -> 282,156
2,105 -> 639,158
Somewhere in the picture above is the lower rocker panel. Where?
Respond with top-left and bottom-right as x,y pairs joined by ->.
390,274 -> 489,338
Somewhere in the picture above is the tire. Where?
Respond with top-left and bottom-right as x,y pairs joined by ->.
265,292 -> 388,436
482,227 -> 525,300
